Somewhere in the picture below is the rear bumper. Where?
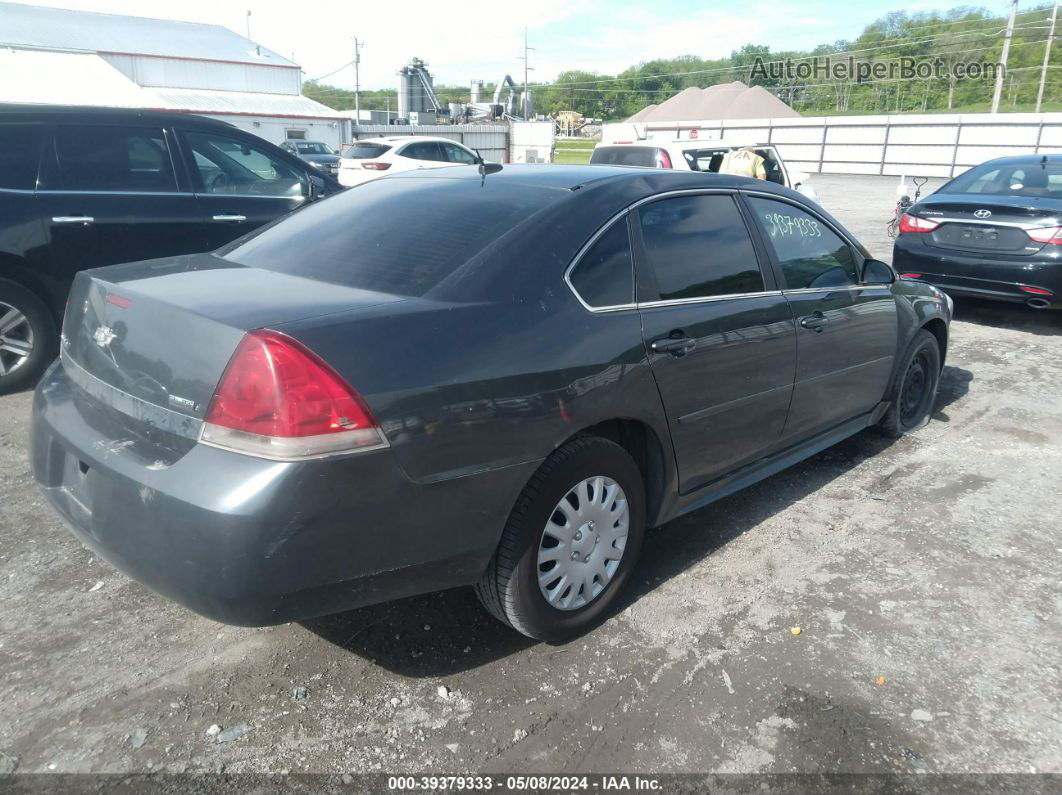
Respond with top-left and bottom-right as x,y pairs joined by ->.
31,361 -> 533,625
893,236 -> 1062,307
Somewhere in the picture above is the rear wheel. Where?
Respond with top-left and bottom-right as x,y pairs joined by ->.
878,329 -> 941,438
0,280 -> 57,396
475,436 -> 646,640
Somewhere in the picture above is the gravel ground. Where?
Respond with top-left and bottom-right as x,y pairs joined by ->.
0,174 -> 1059,777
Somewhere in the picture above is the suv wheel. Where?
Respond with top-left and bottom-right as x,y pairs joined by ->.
878,329 -> 941,438
0,280 -> 57,395
475,436 -> 646,640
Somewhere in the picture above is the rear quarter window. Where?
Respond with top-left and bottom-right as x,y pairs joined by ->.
221,177 -> 562,297
568,220 -> 634,308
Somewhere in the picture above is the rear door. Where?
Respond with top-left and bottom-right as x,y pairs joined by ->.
399,141 -> 451,170
744,194 -> 897,443
37,122 -> 204,274
634,191 -> 797,493
176,128 -> 310,249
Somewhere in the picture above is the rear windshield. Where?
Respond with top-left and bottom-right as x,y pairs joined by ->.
221,176 -> 561,296
589,146 -> 660,167
942,159 -> 1062,197
342,143 -> 392,159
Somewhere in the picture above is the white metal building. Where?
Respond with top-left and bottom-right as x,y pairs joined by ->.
0,1 -> 348,148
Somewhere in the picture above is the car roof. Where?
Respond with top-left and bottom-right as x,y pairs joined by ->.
601,139 -> 768,150
973,153 -> 1062,166
352,136 -> 464,145
0,104 -> 237,130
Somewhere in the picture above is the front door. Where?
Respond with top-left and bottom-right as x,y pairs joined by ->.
744,195 -> 898,443
176,129 -> 310,250
634,192 -> 797,494
38,123 -> 204,281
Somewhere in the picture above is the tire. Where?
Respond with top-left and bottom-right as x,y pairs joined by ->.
877,329 -> 941,438
475,435 -> 646,641
0,280 -> 57,396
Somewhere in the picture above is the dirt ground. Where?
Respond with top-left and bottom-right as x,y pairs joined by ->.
0,174 -> 1059,777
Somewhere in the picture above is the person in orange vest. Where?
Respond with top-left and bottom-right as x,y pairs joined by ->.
719,146 -> 767,180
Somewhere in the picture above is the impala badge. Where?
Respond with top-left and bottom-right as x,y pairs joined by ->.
974,209 -> 992,219
92,325 -> 117,348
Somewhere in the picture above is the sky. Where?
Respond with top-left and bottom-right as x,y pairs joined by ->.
6,0 -> 1009,91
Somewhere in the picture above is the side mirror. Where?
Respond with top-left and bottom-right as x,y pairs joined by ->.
306,174 -> 325,200
863,259 -> 895,285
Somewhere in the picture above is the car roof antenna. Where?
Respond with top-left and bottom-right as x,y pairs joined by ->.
1042,154 -> 1049,169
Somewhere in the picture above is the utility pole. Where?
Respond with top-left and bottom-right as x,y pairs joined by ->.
518,27 -> 535,120
245,9 -> 251,39
353,37 -> 363,123
1037,0 -> 1058,112
992,0 -> 1018,113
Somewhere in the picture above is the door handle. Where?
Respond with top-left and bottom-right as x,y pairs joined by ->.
52,216 -> 94,225
650,336 -> 696,356
212,214 -> 247,222
799,311 -> 829,332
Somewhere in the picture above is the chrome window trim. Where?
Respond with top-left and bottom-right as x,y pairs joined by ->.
36,189 -> 190,197
564,188 -> 759,314
638,289 -> 784,309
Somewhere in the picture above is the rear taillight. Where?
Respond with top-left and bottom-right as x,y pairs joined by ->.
899,273 -> 923,280
898,214 -> 939,234
200,330 -> 387,460
361,162 -> 391,170
1019,284 -> 1054,296
1026,226 -> 1062,245
655,149 -> 673,169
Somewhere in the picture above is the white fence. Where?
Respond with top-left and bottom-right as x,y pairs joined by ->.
348,122 -> 556,164
602,112 -> 1062,178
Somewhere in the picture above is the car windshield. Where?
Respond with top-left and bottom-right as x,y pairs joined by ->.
220,176 -> 562,297
343,143 -> 392,159
941,159 -> 1062,197
589,146 -> 660,167
296,142 -> 334,155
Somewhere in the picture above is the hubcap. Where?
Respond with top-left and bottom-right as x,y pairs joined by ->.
537,475 -> 629,611
0,301 -> 34,378
901,351 -> 929,425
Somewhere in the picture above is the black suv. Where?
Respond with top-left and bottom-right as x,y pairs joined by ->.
0,105 -> 341,394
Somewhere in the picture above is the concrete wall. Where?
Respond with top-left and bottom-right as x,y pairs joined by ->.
602,112 -> 1062,178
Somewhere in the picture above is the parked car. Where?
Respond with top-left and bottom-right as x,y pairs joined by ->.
590,139 -> 819,203
893,154 -> 1062,309
280,140 -> 341,177
337,135 -> 482,187
0,105 -> 341,394
31,166 -> 951,640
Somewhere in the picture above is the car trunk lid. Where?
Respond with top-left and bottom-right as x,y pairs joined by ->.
62,253 -> 406,428
915,195 -> 1062,255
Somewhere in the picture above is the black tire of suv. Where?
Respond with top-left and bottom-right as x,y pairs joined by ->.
475,435 -> 646,641
0,279 -> 57,396
877,329 -> 941,438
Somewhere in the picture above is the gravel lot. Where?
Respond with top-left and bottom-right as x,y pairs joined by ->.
0,174 -> 1059,777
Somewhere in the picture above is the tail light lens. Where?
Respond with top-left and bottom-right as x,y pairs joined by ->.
1019,284 -> 1054,296
201,330 -> 387,460
1026,226 -> 1062,245
899,273 -> 923,280
361,162 -> 391,170
655,149 -> 673,169
898,214 -> 939,234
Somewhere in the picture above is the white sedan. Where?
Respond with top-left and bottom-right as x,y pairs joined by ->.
338,136 -> 482,187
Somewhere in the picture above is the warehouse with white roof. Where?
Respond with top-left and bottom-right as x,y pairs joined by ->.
0,1 -> 348,148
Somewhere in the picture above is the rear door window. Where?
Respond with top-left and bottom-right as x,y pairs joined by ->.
636,194 -> 765,301
747,197 -> 857,289
402,142 -> 445,162
0,123 -> 43,190
54,125 -> 177,192
569,220 -> 634,308
183,131 -> 307,198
